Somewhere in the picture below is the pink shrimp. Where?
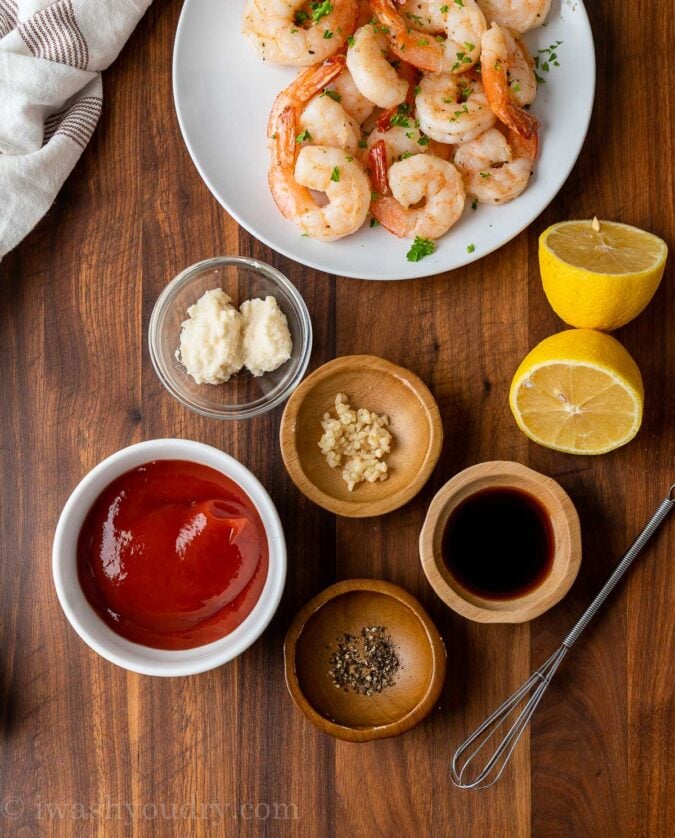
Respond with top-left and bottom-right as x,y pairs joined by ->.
267,56 -> 371,240
480,22 -> 538,139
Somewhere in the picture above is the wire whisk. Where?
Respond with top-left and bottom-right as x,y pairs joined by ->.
451,485 -> 675,790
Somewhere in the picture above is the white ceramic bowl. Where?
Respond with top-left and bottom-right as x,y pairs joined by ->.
52,439 -> 286,676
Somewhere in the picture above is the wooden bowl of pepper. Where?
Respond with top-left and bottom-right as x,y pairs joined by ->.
284,579 -> 447,742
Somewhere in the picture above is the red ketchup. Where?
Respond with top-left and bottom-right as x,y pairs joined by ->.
77,460 -> 269,650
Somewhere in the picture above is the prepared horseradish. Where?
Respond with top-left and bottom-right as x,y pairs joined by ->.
177,289 -> 292,383
240,296 -> 293,377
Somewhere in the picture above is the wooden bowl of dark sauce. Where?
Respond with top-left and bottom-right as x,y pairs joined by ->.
284,580 -> 447,741
419,462 -> 582,623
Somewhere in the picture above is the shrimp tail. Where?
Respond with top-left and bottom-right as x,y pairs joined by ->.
508,125 -> 538,165
370,196 -> 411,237
271,106 -> 297,170
368,140 -> 390,195
502,102 -> 539,140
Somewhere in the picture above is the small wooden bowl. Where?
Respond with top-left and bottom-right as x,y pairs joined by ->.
419,461 -> 582,623
279,355 -> 442,517
284,579 -> 447,742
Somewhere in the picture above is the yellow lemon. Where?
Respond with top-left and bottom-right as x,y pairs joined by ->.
539,219 -> 668,331
509,329 -> 643,455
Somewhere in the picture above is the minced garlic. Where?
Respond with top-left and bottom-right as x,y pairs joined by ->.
318,393 -> 393,491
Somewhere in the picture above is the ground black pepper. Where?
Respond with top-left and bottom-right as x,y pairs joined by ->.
328,626 -> 400,696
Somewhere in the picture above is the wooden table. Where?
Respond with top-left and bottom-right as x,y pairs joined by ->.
0,2 -> 672,835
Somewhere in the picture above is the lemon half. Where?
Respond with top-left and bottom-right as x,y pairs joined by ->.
509,329 -> 643,455
539,220 -> 668,331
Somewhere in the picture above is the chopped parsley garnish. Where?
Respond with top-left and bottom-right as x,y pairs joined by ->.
479,171 -> 491,178
320,88 -> 342,102
454,104 -> 469,117
296,129 -> 312,143
323,29 -> 333,39
466,243 -> 475,253
390,103 -> 411,128
400,152 -> 414,159
370,217 -> 380,227
347,35 -> 355,47
345,155 -> 353,162
459,83 -> 473,101
453,0 -> 464,6
290,27 -> 298,33
414,85 -> 421,95
440,4 -> 449,11
534,41 -> 562,84
471,198 -> 478,210
405,12 -> 425,24
294,10 -> 309,24
418,38 -> 429,46
330,166 -> 341,182
451,50 -> 473,72
407,236 -> 436,262
310,1 -> 333,24
358,137 -> 368,148
417,134 -> 430,146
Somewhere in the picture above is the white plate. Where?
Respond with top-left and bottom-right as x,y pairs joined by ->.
173,0 -> 595,280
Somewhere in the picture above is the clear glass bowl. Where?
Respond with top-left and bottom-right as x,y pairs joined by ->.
149,257 -> 312,420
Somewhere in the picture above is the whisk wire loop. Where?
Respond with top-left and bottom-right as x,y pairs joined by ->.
450,488 -> 674,791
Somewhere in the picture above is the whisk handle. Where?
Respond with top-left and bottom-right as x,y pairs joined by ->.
563,487 -> 675,648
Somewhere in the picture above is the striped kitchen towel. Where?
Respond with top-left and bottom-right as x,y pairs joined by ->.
0,0 -> 152,258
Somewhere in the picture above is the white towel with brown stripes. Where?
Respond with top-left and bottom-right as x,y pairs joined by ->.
0,0 -> 152,258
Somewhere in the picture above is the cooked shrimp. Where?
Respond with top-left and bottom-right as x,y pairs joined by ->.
453,124 -> 537,203
242,0 -> 358,66
443,0 -> 486,70
268,56 -> 370,239
399,0 -> 446,33
416,72 -> 496,144
291,146 -> 371,239
326,69 -> 376,124
366,125 -> 429,167
299,94 -> 362,154
477,0 -> 550,33
346,23 -> 409,108
369,0 -> 485,73
481,22 -> 538,138
371,154 -> 466,238
268,54 -> 346,147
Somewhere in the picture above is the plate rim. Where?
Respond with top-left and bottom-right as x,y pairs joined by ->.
172,0 -> 596,281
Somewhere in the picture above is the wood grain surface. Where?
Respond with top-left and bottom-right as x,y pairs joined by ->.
0,1 -> 673,836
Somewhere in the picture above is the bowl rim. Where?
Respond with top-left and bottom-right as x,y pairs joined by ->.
419,461 -> 582,624
283,578 -> 447,742
279,355 -> 443,518
148,256 -> 313,420
52,438 -> 286,676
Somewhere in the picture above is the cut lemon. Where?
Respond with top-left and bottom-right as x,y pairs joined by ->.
539,219 -> 668,331
509,329 -> 643,455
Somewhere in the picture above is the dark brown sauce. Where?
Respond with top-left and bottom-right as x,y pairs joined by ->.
441,487 -> 554,600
